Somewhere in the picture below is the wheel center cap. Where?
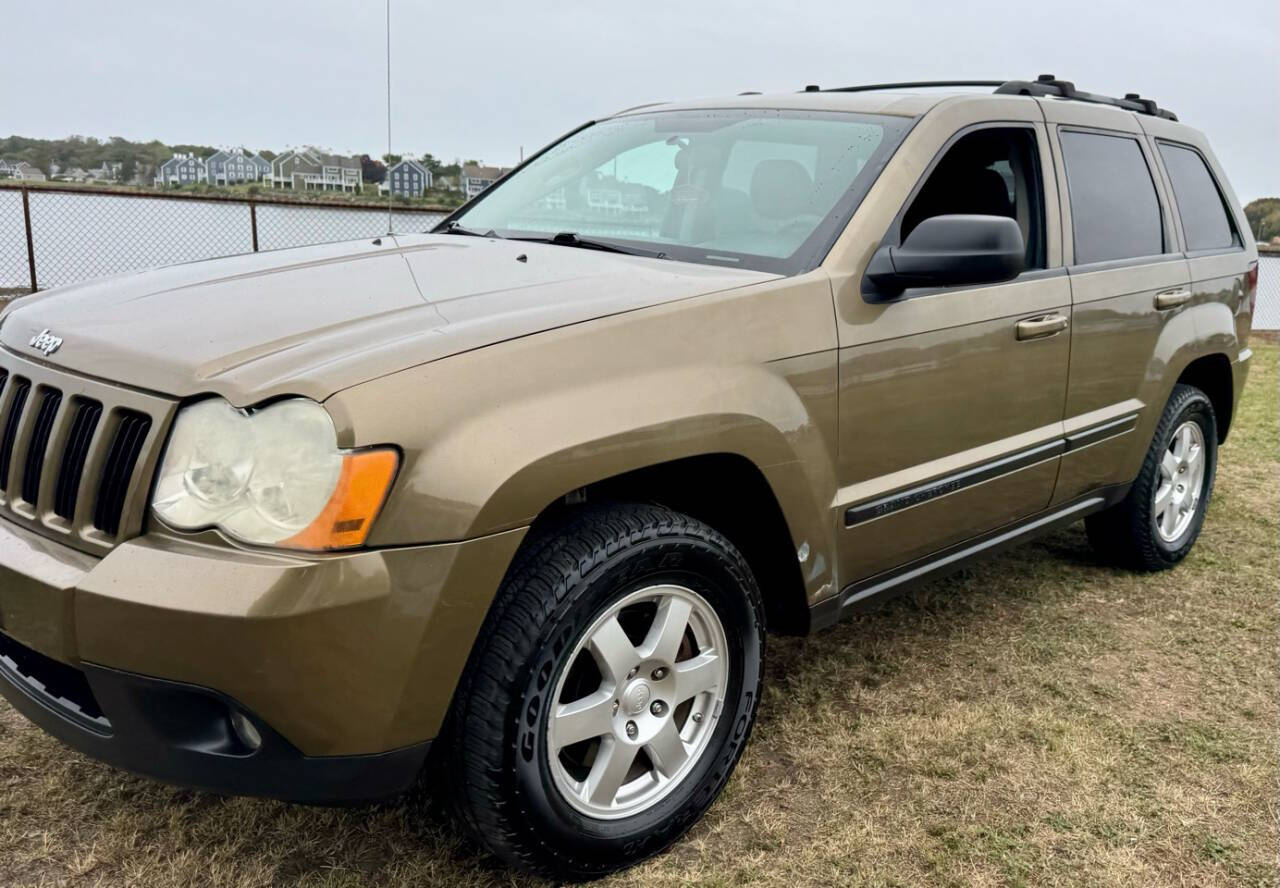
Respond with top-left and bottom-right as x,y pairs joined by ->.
622,680 -> 652,716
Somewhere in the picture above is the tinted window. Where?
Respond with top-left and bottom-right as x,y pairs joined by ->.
1158,143 -> 1237,252
1060,131 -> 1164,264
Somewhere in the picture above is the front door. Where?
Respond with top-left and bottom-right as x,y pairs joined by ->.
827,102 -> 1072,593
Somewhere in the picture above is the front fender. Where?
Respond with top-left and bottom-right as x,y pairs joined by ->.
324,274 -> 840,600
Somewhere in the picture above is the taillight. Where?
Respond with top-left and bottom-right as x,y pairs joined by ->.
1246,260 -> 1259,316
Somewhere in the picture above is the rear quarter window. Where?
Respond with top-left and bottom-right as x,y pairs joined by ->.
1157,142 -> 1239,252
1059,130 -> 1164,265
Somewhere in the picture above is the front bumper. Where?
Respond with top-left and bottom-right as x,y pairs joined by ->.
0,629 -> 429,803
0,517 -> 526,801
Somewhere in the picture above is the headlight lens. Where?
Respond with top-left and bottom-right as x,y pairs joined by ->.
151,397 -> 397,550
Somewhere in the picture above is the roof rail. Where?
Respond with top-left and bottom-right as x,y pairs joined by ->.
802,75 -> 1178,121
994,74 -> 1178,120
809,80 -> 1004,94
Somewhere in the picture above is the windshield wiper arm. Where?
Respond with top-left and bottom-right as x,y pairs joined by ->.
437,220 -> 500,238
510,231 -> 668,259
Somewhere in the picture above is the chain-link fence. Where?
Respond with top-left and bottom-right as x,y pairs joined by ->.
1253,253 -> 1280,331
5,183 -> 1280,330
0,184 -> 449,296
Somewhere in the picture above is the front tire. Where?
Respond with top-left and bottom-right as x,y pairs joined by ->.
444,503 -> 765,880
1086,383 -> 1218,570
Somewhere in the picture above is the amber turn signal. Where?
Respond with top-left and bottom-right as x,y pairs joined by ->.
281,449 -> 399,551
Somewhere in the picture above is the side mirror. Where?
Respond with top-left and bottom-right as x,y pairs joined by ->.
864,214 -> 1026,300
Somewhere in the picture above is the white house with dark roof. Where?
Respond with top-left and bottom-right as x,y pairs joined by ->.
154,153 -> 207,186
10,161 -> 47,182
380,159 -> 432,197
460,163 -> 508,200
268,148 -> 362,191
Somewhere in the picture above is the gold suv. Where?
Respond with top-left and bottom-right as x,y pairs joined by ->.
0,76 -> 1256,879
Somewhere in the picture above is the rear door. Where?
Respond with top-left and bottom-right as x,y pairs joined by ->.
1042,102 -> 1191,505
1146,129 -> 1254,353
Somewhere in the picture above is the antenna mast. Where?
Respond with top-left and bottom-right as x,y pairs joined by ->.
385,0 -> 393,234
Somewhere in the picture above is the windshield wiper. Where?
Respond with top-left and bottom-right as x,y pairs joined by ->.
437,220 -> 500,238
509,231 -> 668,259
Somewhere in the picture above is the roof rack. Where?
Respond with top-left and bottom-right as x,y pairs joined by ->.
802,75 -> 1178,121
995,74 -> 1177,120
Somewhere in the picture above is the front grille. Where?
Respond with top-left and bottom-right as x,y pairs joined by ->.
0,351 -> 174,554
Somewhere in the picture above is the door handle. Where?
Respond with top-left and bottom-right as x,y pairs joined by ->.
1155,288 -> 1191,310
1015,313 -> 1068,341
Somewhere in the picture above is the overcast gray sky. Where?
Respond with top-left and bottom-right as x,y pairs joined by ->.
5,0 -> 1277,201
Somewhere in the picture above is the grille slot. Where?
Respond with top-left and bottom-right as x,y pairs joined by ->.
54,399 -> 103,522
21,389 -> 63,506
93,410 -> 152,537
0,378 -> 32,491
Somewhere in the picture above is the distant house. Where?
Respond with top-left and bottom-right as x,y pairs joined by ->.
58,167 -> 92,183
207,149 -> 261,185
250,154 -> 272,181
88,161 -> 123,182
460,163 -> 508,200
269,148 -> 362,192
154,153 -> 207,186
381,159 -> 432,197
0,159 -> 13,178
10,161 -> 47,182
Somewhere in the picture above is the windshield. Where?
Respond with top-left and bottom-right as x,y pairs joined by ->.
442,109 -> 913,274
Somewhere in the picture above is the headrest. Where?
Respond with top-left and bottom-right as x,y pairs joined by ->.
750,159 -> 813,220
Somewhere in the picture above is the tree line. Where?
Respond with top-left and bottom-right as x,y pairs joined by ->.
1245,198 -> 1280,244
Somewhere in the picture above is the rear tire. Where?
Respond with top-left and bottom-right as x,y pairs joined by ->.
443,503 -> 765,880
1086,383 -> 1217,571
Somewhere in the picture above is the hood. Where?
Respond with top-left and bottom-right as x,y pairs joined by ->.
0,234 -> 776,404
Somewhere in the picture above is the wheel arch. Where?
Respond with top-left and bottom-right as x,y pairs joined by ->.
527,453 -> 814,636
1175,352 -> 1234,443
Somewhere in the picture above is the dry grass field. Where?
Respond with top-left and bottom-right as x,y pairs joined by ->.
2,345 -> 1276,888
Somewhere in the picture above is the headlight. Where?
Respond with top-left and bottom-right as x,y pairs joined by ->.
151,397 -> 397,551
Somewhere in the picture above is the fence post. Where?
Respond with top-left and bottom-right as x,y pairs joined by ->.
249,196 -> 259,252
21,187 -> 37,292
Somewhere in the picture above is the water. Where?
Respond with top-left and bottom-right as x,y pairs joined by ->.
0,188 -> 446,292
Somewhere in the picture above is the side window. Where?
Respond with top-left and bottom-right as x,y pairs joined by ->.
901,127 -> 1046,270
1157,142 -> 1238,252
1059,131 -> 1164,265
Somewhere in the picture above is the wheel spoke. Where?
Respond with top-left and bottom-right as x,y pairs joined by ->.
1160,500 -> 1180,537
1161,450 -> 1179,480
589,616 -> 640,687
551,690 -> 615,750
673,651 -> 724,703
1177,425 -> 1195,459
585,737 -> 637,806
1153,481 -> 1175,516
644,720 -> 689,778
641,595 -> 693,664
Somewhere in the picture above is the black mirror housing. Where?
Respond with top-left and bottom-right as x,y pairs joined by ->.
864,214 -> 1026,299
